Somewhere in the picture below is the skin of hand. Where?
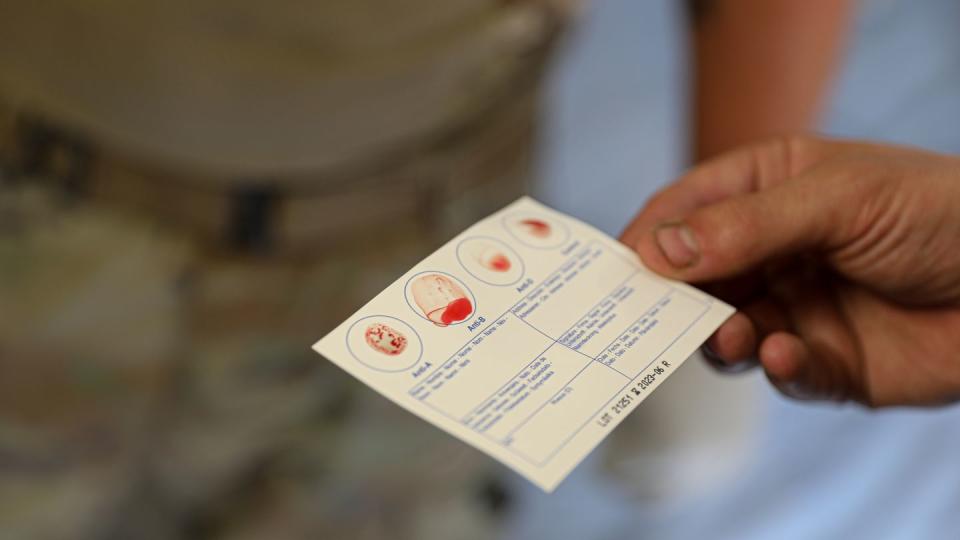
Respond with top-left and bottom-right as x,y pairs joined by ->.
621,136 -> 960,407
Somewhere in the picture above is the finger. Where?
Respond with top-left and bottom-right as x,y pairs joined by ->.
759,332 -> 851,402
633,165 -> 868,283
704,311 -> 758,364
739,295 -> 792,338
762,269 -> 864,402
620,136 -> 826,247
702,344 -> 759,374
701,294 -> 791,372
700,271 -> 767,306
759,331 -> 818,399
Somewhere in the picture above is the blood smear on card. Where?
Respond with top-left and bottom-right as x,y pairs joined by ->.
439,297 -> 473,325
411,274 -> 474,326
519,219 -> 551,238
365,323 -> 407,355
487,254 -> 511,271
477,246 -> 512,272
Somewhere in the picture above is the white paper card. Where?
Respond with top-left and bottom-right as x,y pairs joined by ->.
313,197 -> 734,491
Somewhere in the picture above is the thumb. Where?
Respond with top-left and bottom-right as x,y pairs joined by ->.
635,177 -> 842,282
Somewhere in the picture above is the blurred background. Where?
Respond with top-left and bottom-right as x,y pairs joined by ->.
1,1 -> 959,539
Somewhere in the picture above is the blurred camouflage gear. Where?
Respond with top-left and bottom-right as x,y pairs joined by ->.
0,1 -> 577,538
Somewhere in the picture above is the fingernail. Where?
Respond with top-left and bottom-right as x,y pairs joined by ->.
701,343 -> 759,374
779,380 -> 818,401
654,222 -> 699,268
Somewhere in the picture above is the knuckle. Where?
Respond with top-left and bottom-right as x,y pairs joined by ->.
693,202 -> 761,269
775,134 -> 824,176
719,203 -> 760,250
745,134 -> 826,188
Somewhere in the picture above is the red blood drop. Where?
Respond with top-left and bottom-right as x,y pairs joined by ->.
489,254 -> 511,271
440,297 -> 473,325
520,219 -> 551,238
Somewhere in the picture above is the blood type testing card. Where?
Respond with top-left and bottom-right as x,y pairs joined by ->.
313,197 -> 734,491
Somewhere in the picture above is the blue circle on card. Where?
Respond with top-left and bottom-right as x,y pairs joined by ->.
455,236 -> 525,287
403,270 -> 477,326
501,212 -> 570,249
345,315 -> 423,372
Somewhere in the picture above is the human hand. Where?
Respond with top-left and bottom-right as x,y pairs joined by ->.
621,136 -> 960,407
